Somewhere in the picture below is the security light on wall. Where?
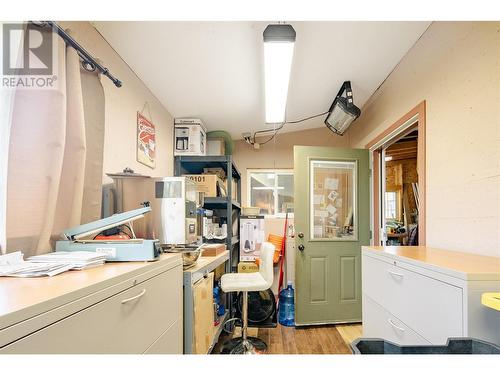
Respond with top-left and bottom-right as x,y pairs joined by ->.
325,81 -> 361,135
263,24 -> 296,124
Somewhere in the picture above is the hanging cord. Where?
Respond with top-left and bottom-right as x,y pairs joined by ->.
252,110 -> 329,146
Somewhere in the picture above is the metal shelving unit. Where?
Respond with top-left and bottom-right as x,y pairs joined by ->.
174,155 -> 241,272
174,155 -> 241,335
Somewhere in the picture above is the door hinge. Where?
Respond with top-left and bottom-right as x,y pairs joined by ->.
369,230 -> 372,239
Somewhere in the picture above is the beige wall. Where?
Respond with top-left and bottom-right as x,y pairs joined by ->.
59,22 -> 174,184
347,22 -> 500,257
233,126 -> 350,207
57,22 -> 500,259
233,126 -> 350,237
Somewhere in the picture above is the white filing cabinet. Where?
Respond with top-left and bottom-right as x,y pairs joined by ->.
0,254 -> 183,354
362,246 -> 500,346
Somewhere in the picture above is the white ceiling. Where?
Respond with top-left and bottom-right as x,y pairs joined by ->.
93,21 -> 430,139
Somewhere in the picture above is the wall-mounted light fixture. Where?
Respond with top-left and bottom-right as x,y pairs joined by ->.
324,81 -> 361,135
263,24 -> 296,124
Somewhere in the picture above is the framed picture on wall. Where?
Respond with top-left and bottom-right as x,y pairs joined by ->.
137,111 -> 156,169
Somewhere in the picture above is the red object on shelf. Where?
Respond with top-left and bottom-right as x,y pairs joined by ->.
94,234 -> 130,240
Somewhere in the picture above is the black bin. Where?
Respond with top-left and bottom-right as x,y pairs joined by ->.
351,338 -> 500,354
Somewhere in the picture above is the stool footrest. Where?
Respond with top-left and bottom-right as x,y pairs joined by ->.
220,337 -> 268,354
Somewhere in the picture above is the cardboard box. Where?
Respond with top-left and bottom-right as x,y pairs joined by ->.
218,179 -> 238,201
240,215 -> 265,262
228,179 -> 238,201
207,138 -> 225,156
184,174 -> 226,197
238,262 -> 259,273
193,272 -> 215,354
174,119 -> 207,156
203,167 -> 226,180
213,263 -> 225,280
201,243 -> 226,257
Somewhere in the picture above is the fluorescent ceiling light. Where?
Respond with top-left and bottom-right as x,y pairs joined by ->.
385,156 -> 393,162
263,24 -> 296,124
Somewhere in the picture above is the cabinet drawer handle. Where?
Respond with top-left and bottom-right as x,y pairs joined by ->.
388,270 -> 404,278
387,318 -> 405,332
121,289 -> 146,304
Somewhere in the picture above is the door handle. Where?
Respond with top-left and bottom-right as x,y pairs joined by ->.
121,289 -> 146,304
388,270 -> 404,278
298,244 -> 305,251
387,318 -> 405,332
297,232 -> 304,238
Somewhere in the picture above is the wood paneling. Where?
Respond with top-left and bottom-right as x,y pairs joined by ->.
386,140 -> 418,161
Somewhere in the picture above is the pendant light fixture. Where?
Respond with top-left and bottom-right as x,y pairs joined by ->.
263,24 -> 296,124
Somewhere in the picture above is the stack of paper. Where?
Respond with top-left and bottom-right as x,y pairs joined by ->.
29,251 -> 108,270
0,251 -> 107,278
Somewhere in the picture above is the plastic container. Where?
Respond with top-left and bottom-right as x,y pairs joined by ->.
351,338 -> 500,354
278,281 -> 295,327
242,206 -> 261,216
213,285 -> 225,317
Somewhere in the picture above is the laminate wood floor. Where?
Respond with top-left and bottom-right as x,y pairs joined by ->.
214,323 -> 362,354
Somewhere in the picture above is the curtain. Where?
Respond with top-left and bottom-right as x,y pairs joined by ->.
5,28 -> 105,257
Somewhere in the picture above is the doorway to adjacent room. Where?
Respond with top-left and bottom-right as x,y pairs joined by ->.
366,101 -> 426,246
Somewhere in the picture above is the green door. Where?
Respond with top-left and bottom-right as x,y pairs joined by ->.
294,146 -> 370,325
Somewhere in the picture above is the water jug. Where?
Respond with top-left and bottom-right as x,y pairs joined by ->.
278,281 -> 295,326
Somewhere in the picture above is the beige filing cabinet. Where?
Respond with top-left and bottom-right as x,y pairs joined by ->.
362,246 -> 500,346
0,253 -> 183,354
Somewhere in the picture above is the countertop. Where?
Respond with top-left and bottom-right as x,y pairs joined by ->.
183,250 -> 229,285
0,253 -> 182,331
481,293 -> 500,311
362,246 -> 500,281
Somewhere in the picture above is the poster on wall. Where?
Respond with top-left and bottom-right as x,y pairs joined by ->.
137,111 -> 156,169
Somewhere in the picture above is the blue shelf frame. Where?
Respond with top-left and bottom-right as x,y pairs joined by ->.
174,155 -> 242,322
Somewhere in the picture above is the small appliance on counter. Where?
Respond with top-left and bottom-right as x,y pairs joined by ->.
105,169 -> 153,239
55,205 -> 161,262
150,176 -> 198,247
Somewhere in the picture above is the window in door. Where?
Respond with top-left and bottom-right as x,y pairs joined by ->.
247,169 -> 294,217
310,160 -> 356,240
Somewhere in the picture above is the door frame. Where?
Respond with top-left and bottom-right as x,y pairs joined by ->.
365,101 -> 426,245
